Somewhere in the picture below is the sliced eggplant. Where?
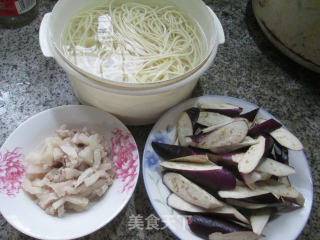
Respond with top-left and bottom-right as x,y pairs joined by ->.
151,142 -> 209,163
198,102 -> 243,117
256,158 -> 295,177
218,186 -> 279,204
177,108 -> 199,146
163,172 -> 223,209
188,215 -> 249,238
256,180 -> 305,206
238,136 -> 266,174
209,231 -> 261,240
211,136 -> 258,153
197,112 -> 234,127
226,199 -> 282,209
187,120 -> 248,153
240,108 -> 260,123
221,181 -> 304,205
250,209 -> 271,235
270,127 -> 303,151
167,193 -> 249,224
160,161 -> 236,190
248,118 -> 282,137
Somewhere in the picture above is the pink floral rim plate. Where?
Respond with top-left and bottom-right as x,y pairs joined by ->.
0,105 -> 139,240
143,95 -> 313,240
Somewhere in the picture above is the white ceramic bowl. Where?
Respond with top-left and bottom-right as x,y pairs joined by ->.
143,95 -> 313,240
39,0 -> 225,125
0,105 -> 140,240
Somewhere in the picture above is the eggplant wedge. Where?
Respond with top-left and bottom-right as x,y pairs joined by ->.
177,108 -> 199,146
220,181 -> 304,206
188,215 -> 249,238
226,198 -> 283,209
160,161 -> 236,190
187,120 -> 248,153
218,186 -> 279,204
163,172 -> 223,209
167,193 -> 249,224
256,158 -> 295,177
238,136 -> 266,174
151,142 -> 209,163
270,127 -> 303,151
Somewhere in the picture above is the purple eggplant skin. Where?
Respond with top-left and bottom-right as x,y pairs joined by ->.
264,135 -> 275,157
151,142 -> 205,159
239,193 -> 280,204
273,142 -> 289,164
240,108 -> 259,122
181,168 -> 237,191
188,215 -> 249,238
204,107 -> 243,118
248,119 -> 282,137
186,107 -> 200,130
227,198 -> 285,210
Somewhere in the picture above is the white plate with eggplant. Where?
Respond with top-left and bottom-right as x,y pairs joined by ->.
143,95 -> 313,240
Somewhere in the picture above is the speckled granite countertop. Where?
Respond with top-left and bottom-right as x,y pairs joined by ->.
0,1 -> 319,240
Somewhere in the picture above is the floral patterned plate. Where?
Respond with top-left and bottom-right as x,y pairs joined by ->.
143,95 -> 313,240
0,105 -> 139,240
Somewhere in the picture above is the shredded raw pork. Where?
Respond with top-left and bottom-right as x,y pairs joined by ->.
22,125 -> 115,217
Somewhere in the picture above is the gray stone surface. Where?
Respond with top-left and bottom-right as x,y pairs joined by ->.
0,0 -> 319,240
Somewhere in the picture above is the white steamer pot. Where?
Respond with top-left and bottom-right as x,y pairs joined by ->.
39,0 -> 225,125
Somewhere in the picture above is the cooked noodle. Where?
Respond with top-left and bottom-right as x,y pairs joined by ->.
61,0 -> 207,83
